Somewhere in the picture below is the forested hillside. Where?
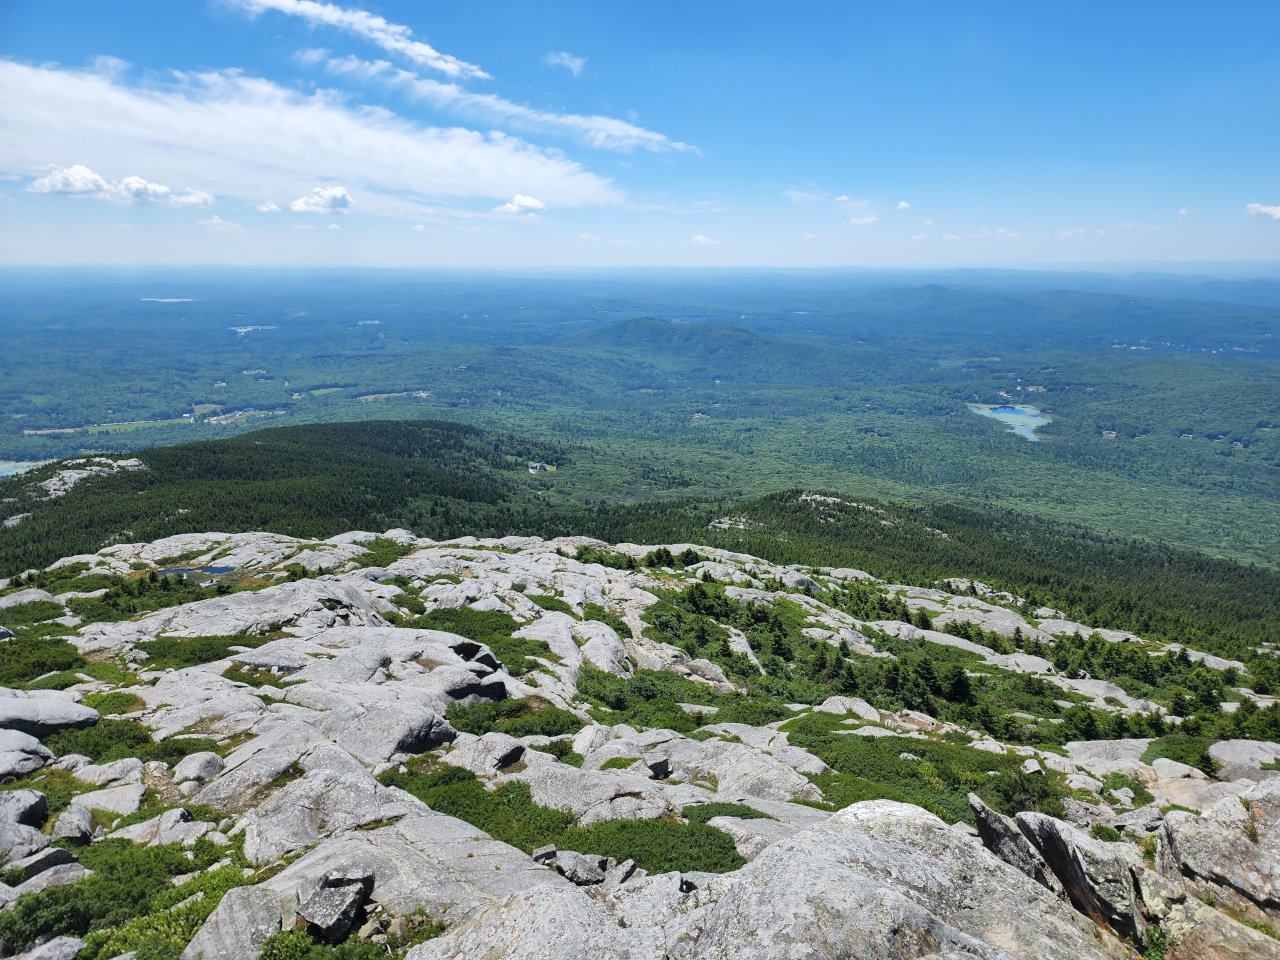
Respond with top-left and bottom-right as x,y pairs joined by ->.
2,421 -> 1275,663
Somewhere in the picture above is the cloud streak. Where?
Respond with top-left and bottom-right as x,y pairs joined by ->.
232,0 -> 488,79
321,55 -> 692,153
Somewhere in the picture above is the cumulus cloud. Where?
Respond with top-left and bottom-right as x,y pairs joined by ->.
256,201 -> 281,212
27,164 -> 213,206
1057,228 -> 1086,238
546,52 -> 587,76
291,185 -> 354,213
847,216 -> 877,225
197,214 -> 244,231
1247,203 -> 1280,220
327,222 -> 341,230
321,54 -> 690,153
896,201 -> 909,209
692,233 -> 717,244
493,194 -> 546,213
412,224 -> 425,231
833,195 -> 849,202
231,0 -> 488,79
0,61 -> 619,214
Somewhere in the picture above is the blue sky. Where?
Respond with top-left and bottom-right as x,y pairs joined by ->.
1,1 -> 1277,267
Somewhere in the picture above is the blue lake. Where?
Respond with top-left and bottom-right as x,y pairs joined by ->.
968,404 -> 1050,441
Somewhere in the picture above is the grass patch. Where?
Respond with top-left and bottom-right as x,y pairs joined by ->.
379,765 -> 743,873
528,594 -> 576,617
1140,735 -> 1220,776
681,802 -> 774,825
353,537 -> 417,569
598,757 -> 637,772
525,740 -> 583,766
45,720 -> 219,767
575,668 -> 724,734
81,691 -> 147,715
411,607 -> 554,677
446,698 -> 583,738
0,634 -> 86,686
135,634 -> 270,670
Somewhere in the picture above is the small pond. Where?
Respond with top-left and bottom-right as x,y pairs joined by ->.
967,404 -> 1050,441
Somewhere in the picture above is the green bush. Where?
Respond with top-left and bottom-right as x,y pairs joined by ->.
135,634 -> 270,670
1140,735 -> 1220,776
45,720 -> 153,764
259,929 -> 387,960
681,803 -> 774,825
26,671 -> 83,690
1101,771 -> 1156,807
0,635 -> 86,686
582,602 -> 632,639
0,600 -> 67,628
380,766 -> 744,873
446,698 -> 583,738
558,819 -> 745,874
528,594 -> 576,617
713,697 -> 792,726
353,538 -> 418,569
81,691 -> 145,715
1091,823 -> 1122,842
0,839 -> 235,955
599,757 -> 637,772
414,607 -> 553,677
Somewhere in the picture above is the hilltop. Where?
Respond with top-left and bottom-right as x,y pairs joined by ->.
3,528 -> 1280,957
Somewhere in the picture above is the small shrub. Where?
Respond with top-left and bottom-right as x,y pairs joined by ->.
528,594 -> 576,617
599,757 -> 637,772
259,929 -> 387,960
45,719 -> 153,764
582,603 -> 632,639
0,635 -> 86,686
414,608 -> 553,677
353,538 -> 417,570
558,819 -> 745,874
681,803 -> 774,825
446,698 -> 583,738
1090,823 -> 1122,842
525,740 -> 584,766
135,634 -> 270,670
82,691 -> 146,715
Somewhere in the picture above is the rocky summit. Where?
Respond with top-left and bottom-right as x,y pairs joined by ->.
2,528 -> 1280,960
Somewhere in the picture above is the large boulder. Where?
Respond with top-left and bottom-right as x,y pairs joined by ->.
968,793 -> 1062,895
0,690 -> 98,738
671,800 -> 1130,960
0,789 -> 47,827
70,783 -> 146,817
0,730 -> 53,780
238,767 -> 429,864
181,884 -> 282,960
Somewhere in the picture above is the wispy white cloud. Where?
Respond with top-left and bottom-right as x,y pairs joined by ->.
545,52 -> 587,76
327,222 -> 341,230
27,164 -> 213,206
231,0 -> 489,79
896,201 -> 909,210
256,200 -> 281,212
293,223 -> 316,229
580,232 -> 600,240
493,194 -> 545,213
692,233 -> 717,245
0,61 -> 619,215
784,189 -> 825,204
1057,227 -> 1086,238
833,195 -> 849,202
412,224 -> 425,231
1121,222 -> 1156,230
911,233 -> 929,240
803,233 -> 823,240
1247,203 -> 1280,220
291,185 -> 354,213
971,227 -> 1019,239
923,220 -> 933,225
1178,208 -> 1190,215
321,54 -> 691,153
608,238 -> 631,245
847,215 -> 877,225
943,234 -> 961,241
197,214 -> 244,231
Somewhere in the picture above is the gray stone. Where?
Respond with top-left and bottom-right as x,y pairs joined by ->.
554,850 -> 608,886
296,881 -> 366,942
498,762 -> 671,826
73,757 -> 144,787
705,814 -> 801,861
0,730 -> 53,780
181,884 -> 282,960
968,793 -> 1062,895
0,789 -> 47,827
10,862 -> 90,897
812,695 -> 880,722
14,936 -> 88,960
1158,808 -> 1280,919
172,751 -> 223,783
0,821 -> 49,861
70,783 -> 146,816
0,690 -> 98,738
51,805 -> 93,844
1016,811 -> 1146,944
7,846 -> 77,881
239,767 -> 428,865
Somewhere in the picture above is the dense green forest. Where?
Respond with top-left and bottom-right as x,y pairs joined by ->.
2,271 -> 1277,565
2,420 -> 1275,662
